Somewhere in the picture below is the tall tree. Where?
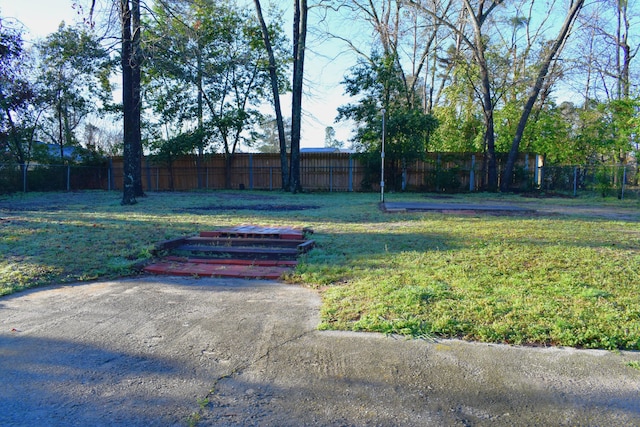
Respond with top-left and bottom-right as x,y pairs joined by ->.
254,0 -> 290,189
407,0 -> 588,191
460,0 -> 505,191
145,0 -> 286,189
501,0 -> 585,191
0,19 -> 39,168
289,0 -> 307,193
36,24 -> 112,162
255,116 -> 291,153
338,53 -> 438,190
121,0 -> 143,204
324,126 -> 343,148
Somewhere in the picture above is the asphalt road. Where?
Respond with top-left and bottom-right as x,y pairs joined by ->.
1,277 -> 639,426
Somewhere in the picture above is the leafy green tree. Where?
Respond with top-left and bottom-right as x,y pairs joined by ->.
338,53 -> 438,191
429,78 -> 484,153
145,0 -> 288,189
605,98 -> 640,161
0,18 -> 39,168
254,0 -> 290,188
149,129 -> 202,191
501,0 -> 586,191
577,98 -> 640,163
324,126 -> 343,149
529,98 -> 639,168
255,116 -> 291,153
36,23 -> 113,163
524,103 -> 575,165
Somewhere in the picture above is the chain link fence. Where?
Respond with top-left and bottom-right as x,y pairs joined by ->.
0,163 -> 112,193
539,164 -> 639,199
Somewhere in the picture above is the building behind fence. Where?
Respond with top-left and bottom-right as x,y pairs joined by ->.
1,152 -> 638,197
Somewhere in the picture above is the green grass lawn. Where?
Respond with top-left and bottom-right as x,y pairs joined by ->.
1,190 -> 639,350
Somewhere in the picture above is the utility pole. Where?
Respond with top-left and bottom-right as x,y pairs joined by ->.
380,108 -> 386,203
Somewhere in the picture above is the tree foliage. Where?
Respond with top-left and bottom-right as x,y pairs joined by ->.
145,0 -> 289,188
338,53 -> 438,190
0,19 -> 35,166
36,23 -> 113,162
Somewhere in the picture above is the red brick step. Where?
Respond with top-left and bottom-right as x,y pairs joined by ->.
144,225 -> 313,280
163,256 -> 298,267
144,261 -> 292,279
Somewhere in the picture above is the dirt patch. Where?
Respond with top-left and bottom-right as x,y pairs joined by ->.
422,193 -> 456,199
211,192 -> 277,201
184,204 -> 320,212
0,204 -> 63,212
519,191 -> 575,199
536,205 -> 640,221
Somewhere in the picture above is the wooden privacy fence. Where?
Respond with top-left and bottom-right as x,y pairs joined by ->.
106,152 -> 539,192
6,155 -> 637,197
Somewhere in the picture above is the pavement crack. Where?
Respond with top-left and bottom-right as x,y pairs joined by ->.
195,328 -> 314,418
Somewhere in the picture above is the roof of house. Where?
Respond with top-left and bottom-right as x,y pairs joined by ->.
300,147 -> 355,154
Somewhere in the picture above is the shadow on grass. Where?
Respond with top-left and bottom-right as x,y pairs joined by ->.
2,191 -> 638,296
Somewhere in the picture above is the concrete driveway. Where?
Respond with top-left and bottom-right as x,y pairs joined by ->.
1,277 -> 639,426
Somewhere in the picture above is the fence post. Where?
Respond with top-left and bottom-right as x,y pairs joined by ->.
524,154 -> 529,189
330,164 -> 333,192
535,155 -> 544,188
573,166 -> 578,197
621,166 -> 627,200
22,164 -> 27,192
470,155 -> 476,192
108,158 -> 112,191
269,167 -> 273,191
146,158 -> 152,191
348,156 -> 353,192
67,165 -> 71,191
402,158 -> 407,191
249,154 -> 254,190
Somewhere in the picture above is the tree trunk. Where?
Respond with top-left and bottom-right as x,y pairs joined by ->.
131,0 -> 144,197
121,0 -> 143,203
618,0 -> 632,100
57,100 -> 64,162
254,0 -> 290,190
289,0 -> 307,193
462,0 -> 503,192
121,0 -> 136,205
481,69 -> 498,192
224,153 -> 234,190
196,46 -> 204,189
501,0 -> 585,192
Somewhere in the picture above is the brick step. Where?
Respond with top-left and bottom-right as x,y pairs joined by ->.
152,237 -> 314,255
144,261 -> 292,279
145,225 -> 313,280
201,225 -> 310,240
184,236 -> 311,249
163,256 -> 298,267
175,244 -> 299,259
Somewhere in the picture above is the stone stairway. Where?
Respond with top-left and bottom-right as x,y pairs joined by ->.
144,226 -> 314,279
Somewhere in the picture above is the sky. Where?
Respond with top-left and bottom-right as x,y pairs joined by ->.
0,0 -> 356,149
